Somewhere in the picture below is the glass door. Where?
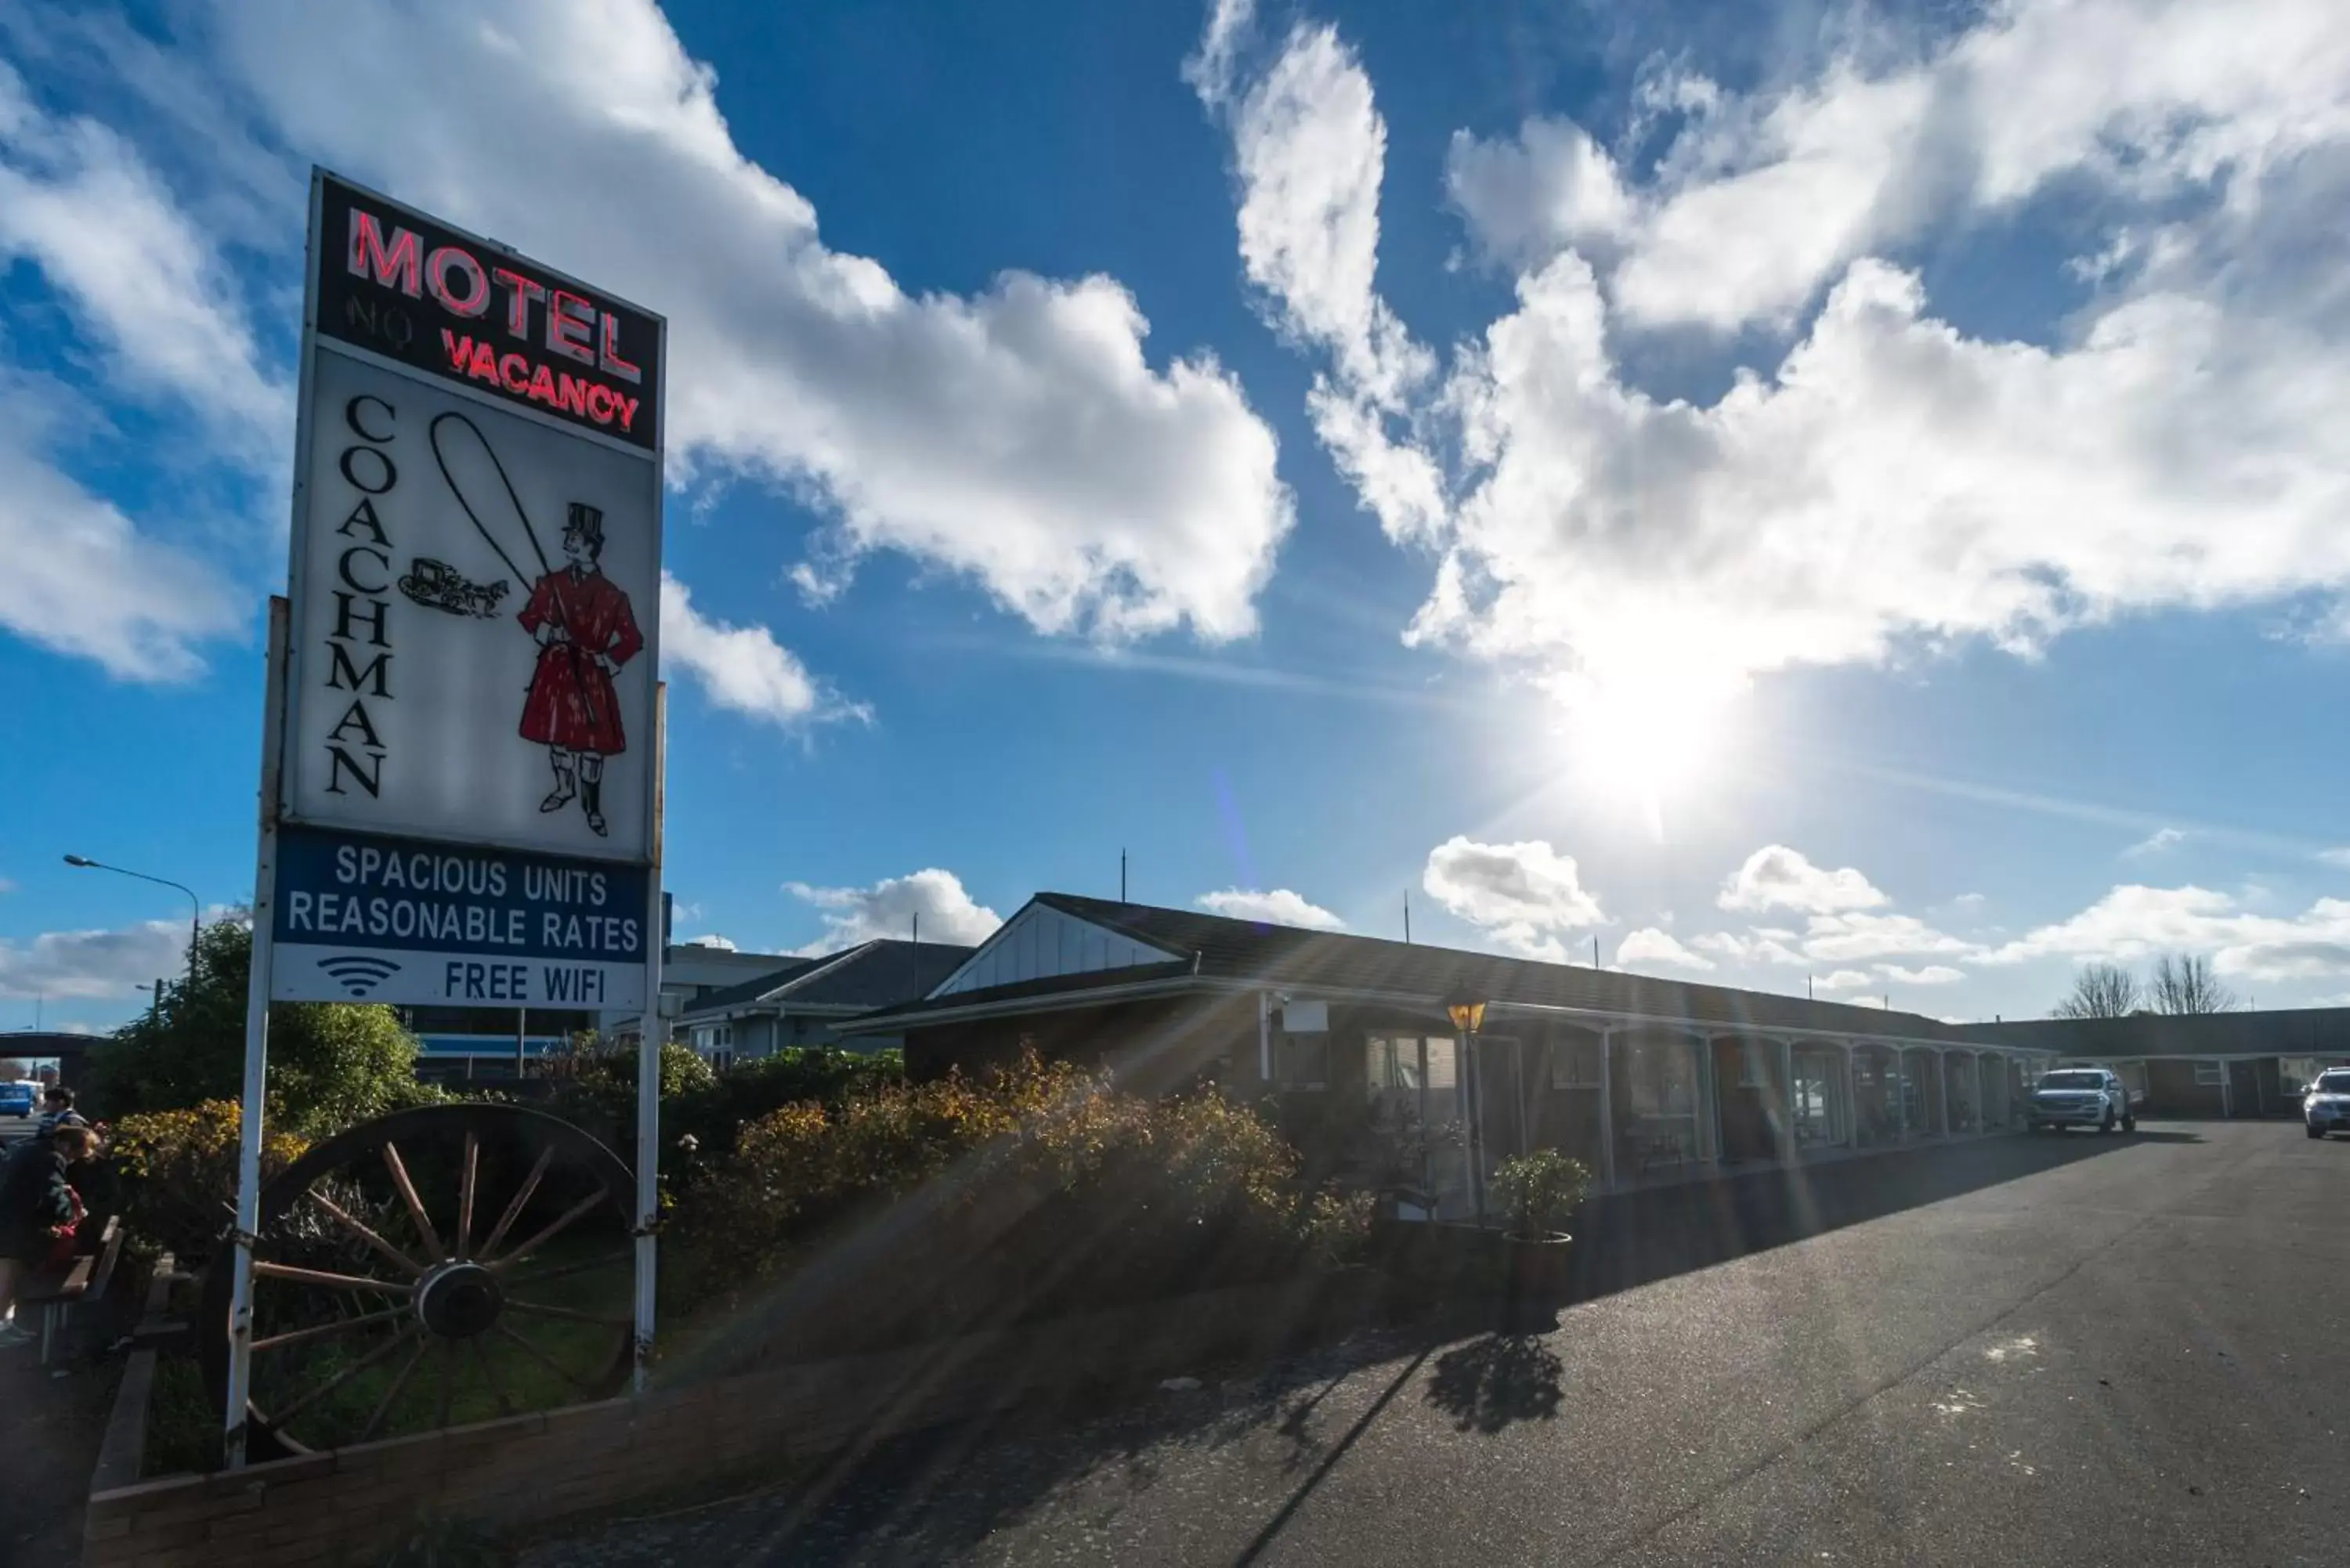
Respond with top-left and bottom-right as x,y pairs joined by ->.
1791,1047 -> 1846,1148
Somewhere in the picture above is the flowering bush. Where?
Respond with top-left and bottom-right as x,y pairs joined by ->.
107,1100 -> 309,1263
668,1050 -> 1354,1321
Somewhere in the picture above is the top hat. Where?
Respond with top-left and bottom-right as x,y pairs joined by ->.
562,503 -> 606,553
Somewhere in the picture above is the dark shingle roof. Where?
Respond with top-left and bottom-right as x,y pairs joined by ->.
681,940 -> 974,1019
682,960 -> 820,1016
852,892 -> 2009,1043
1976,1007 -> 2350,1059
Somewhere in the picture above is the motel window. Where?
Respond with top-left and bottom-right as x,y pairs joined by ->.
1367,1035 -> 1457,1093
1735,1040 -> 1773,1089
1366,1036 -> 1424,1095
1621,1035 -> 1700,1118
1275,1033 -> 1330,1090
1424,1035 -> 1457,1089
1549,1040 -> 1601,1089
2194,1060 -> 2224,1086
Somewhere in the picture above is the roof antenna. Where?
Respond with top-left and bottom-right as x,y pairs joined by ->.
1808,975 -> 1814,1000
1593,934 -> 1600,969
1403,893 -> 1412,945
1120,848 -> 1127,904
912,912 -> 919,945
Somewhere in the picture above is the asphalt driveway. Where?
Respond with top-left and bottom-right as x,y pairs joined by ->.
527,1121 -> 2350,1567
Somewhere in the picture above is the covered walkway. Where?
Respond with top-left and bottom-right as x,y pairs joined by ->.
1453,1009 -> 2049,1210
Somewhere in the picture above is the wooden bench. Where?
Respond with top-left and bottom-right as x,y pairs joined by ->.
18,1213 -> 124,1365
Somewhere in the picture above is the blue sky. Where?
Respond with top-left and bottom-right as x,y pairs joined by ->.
7,0 -> 2350,1037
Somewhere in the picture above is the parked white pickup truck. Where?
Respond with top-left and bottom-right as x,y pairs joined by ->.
2026,1068 -> 2138,1134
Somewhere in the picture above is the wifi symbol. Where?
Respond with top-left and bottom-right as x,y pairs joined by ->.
318,955 -> 402,998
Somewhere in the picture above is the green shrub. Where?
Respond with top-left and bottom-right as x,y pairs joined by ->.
143,1353 -> 217,1476
108,1100 -> 309,1263
1297,1187 -> 1378,1268
667,1046 -> 903,1165
668,1050 -> 1321,1312
1490,1148 -> 1591,1239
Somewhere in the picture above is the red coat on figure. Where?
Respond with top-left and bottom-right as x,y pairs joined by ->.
517,565 -> 642,755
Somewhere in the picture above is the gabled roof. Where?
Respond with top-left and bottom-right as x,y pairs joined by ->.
678,939 -> 974,1021
844,891 -> 2023,1046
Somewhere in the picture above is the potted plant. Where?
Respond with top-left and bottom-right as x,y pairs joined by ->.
1489,1148 -> 1589,1302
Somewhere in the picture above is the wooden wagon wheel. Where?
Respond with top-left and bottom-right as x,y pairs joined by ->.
201,1103 -> 637,1460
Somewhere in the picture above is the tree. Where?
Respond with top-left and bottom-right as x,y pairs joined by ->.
2149,952 -> 2236,1015
0,1058 -> 30,1081
2052,962 -> 2142,1019
88,918 -> 438,1135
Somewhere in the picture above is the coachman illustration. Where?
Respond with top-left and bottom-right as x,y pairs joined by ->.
517,504 -> 642,836
408,410 -> 645,838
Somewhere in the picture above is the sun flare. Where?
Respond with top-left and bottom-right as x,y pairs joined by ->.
1553,650 -> 1748,830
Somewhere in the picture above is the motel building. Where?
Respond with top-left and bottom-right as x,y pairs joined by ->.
1982,1007 -> 2350,1118
399,938 -> 801,1082
839,894 -> 2067,1213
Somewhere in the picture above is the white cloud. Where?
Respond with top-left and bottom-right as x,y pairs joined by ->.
1194,18 -> 1444,547
784,869 -> 1003,956
1878,963 -> 1965,985
0,60 -> 254,681
1195,887 -> 1346,931
1449,1 -> 2350,335
1813,968 -> 1873,992
1204,0 -> 2350,709
1617,927 -> 1712,971
0,917 -> 186,1000
1718,846 -> 1887,916
1421,835 -> 1604,962
2123,826 -> 2186,858
0,372 -> 243,679
1693,930 -> 1806,966
0,60 -> 286,446
678,934 -> 736,952
1446,118 -> 1635,271
1987,882 -> 2350,982
1183,0 -> 1257,110
219,0 -> 1291,645
4,0 -> 1291,687
659,573 -> 863,730
1800,910 -> 1979,963
2319,848 -> 2350,869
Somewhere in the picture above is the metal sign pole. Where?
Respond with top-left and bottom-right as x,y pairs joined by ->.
632,682 -> 667,1393
225,595 -> 292,1468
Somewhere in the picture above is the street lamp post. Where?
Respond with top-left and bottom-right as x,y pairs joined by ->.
1444,986 -> 1489,1227
65,855 -> 201,999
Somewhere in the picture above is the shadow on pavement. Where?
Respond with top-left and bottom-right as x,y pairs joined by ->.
520,1131 -> 2194,1567
1424,1333 -> 1564,1433
521,1330 -> 1436,1568
1564,1126 -> 2197,1308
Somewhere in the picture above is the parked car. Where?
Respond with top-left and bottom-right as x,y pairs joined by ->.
2026,1068 -> 2136,1133
0,1080 -> 35,1120
2304,1069 -> 2350,1140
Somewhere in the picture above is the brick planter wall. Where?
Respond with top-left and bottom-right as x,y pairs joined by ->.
85,1274 -> 1370,1567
